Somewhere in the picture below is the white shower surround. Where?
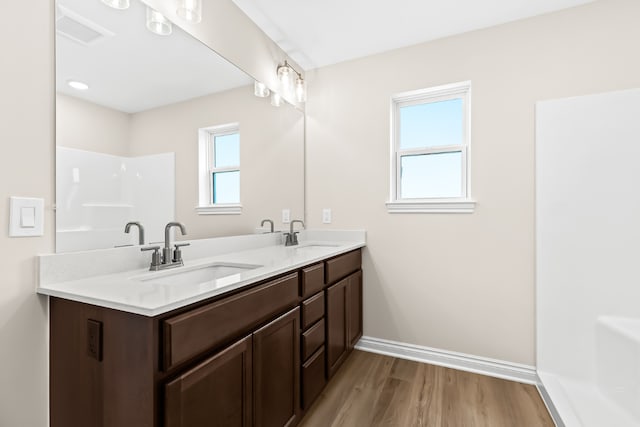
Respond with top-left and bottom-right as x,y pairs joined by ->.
56,147 -> 175,252
536,88 -> 640,426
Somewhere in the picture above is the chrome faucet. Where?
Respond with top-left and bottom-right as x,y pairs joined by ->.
124,221 -> 144,245
141,222 -> 190,271
261,219 -> 274,233
284,220 -> 304,246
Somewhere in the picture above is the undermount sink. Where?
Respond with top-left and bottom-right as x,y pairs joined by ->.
135,262 -> 262,286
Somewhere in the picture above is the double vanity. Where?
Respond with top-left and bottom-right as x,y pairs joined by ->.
38,230 -> 365,427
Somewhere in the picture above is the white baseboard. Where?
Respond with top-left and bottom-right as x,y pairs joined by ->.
355,336 -> 538,385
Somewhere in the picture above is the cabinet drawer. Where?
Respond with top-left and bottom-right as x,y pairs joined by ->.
301,263 -> 325,298
302,319 -> 325,361
162,273 -> 299,371
302,347 -> 326,410
325,249 -> 361,284
301,292 -> 324,330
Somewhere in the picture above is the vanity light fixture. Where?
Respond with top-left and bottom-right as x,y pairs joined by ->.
146,7 -> 172,36
295,76 -> 306,103
67,80 -> 89,90
276,60 -> 306,103
101,0 -> 130,10
254,81 -> 270,98
176,0 -> 202,23
270,92 -> 282,107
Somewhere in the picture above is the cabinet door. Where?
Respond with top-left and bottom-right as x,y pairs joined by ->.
253,307 -> 301,427
347,270 -> 363,349
326,277 -> 349,378
164,335 -> 252,427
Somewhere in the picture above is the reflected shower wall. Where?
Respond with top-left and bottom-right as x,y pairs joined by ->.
56,147 -> 175,252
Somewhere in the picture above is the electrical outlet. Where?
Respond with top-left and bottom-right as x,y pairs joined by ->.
322,208 -> 332,224
282,209 -> 290,224
87,319 -> 103,361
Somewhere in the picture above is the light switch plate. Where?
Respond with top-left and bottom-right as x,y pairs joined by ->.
282,209 -> 291,224
322,208 -> 332,224
9,197 -> 44,237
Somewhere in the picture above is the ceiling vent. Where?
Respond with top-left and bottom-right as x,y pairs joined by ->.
56,5 -> 114,46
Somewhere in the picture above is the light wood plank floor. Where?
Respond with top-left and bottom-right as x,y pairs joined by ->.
299,350 -> 553,427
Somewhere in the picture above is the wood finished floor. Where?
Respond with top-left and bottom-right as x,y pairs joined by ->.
299,350 -> 553,427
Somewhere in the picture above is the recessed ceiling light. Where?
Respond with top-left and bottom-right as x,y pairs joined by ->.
67,80 -> 89,90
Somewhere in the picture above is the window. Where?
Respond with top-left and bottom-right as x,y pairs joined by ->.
197,123 -> 241,215
387,81 -> 475,213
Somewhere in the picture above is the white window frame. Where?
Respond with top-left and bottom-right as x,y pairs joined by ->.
196,123 -> 242,215
386,81 -> 475,213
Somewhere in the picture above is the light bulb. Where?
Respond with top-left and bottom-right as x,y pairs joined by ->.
146,7 -> 172,36
295,77 -> 306,103
277,63 -> 293,88
271,92 -> 282,107
254,81 -> 270,98
177,0 -> 202,23
101,0 -> 130,10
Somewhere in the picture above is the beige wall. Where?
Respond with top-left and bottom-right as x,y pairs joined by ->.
56,94 -> 131,156
128,86 -> 304,239
0,0 -> 301,425
305,0 -> 640,365
0,0 -> 53,426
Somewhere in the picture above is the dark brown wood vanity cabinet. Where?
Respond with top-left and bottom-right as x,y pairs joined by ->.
49,249 -> 363,427
299,263 -> 327,410
325,252 -> 363,379
165,334 -> 254,427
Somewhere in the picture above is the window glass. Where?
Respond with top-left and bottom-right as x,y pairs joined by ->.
212,170 -> 240,203
400,152 -> 462,199
214,133 -> 240,168
399,98 -> 463,149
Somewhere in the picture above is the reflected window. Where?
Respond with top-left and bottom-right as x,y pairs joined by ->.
210,129 -> 240,204
197,123 -> 241,214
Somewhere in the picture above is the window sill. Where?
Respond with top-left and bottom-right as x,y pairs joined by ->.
386,199 -> 476,214
196,204 -> 242,215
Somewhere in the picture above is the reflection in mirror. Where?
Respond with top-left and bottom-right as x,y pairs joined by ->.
55,0 -> 304,253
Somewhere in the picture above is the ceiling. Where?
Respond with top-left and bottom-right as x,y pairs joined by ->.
56,0 -> 252,113
232,0 -> 594,70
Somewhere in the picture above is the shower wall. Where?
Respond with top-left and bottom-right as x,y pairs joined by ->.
536,88 -> 640,425
56,146 -> 175,252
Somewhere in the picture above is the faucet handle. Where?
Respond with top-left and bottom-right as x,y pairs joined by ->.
141,246 -> 161,269
173,243 -> 190,263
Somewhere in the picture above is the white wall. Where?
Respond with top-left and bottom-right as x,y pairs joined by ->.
0,0 -> 53,426
305,0 -> 640,365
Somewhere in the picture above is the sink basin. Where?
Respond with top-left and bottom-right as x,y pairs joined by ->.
135,263 -> 262,286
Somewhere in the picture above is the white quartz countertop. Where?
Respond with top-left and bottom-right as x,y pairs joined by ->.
37,231 -> 365,317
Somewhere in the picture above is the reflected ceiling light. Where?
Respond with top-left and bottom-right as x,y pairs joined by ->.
101,0 -> 130,10
146,7 -> 172,36
176,0 -> 202,23
270,92 -> 282,107
295,77 -> 306,103
67,80 -> 89,90
276,60 -> 306,103
254,81 -> 270,98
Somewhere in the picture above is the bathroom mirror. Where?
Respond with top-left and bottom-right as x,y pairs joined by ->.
55,0 -> 304,253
